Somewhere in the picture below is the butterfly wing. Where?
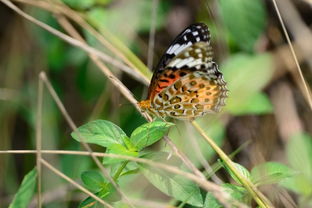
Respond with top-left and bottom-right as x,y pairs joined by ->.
152,68 -> 227,119
147,23 -> 211,99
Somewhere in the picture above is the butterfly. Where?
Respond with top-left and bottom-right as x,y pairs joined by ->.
138,23 -> 228,120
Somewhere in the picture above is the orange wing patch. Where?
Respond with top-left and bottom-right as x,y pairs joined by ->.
148,69 -> 190,100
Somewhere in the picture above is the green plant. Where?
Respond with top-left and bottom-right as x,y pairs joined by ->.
68,120 -> 293,207
71,120 -> 177,207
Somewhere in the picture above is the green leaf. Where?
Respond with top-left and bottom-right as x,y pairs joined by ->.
228,92 -> 273,115
203,192 -> 222,208
79,183 -> 117,208
222,53 -> 273,115
222,183 -> 248,202
47,38 -> 67,72
279,173 -> 312,196
168,119 -> 225,167
79,196 -> 97,208
221,161 -> 250,185
138,153 -> 202,207
218,0 -> 267,52
9,168 -> 37,208
79,190 -> 112,208
81,171 -> 106,192
120,168 -> 140,177
87,1 -> 168,35
251,162 -> 294,186
61,143 -> 91,179
287,133 -> 312,181
62,0 -> 96,10
140,167 -> 203,207
95,0 -> 112,5
281,133 -> 312,196
102,144 -> 138,165
71,120 -> 128,148
130,121 -> 174,151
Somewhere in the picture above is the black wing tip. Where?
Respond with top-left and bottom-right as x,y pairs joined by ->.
188,23 -> 209,30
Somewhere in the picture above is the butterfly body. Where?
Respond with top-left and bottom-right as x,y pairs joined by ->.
138,23 -> 228,120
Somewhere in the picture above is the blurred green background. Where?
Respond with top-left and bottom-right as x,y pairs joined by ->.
0,0 -> 312,207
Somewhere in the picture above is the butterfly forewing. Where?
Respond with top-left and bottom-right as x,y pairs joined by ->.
159,23 -> 211,66
147,23 -> 211,99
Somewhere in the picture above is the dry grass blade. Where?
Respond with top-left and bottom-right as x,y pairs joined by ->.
35,73 -> 43,208
40,159 -> 114,208
147,0 -> 159,70
271,0 -> 312,110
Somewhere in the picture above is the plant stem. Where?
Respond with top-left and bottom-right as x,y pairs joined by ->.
191,120 -> 273,208
204,140 -> 251,179
113,161 -> 129,181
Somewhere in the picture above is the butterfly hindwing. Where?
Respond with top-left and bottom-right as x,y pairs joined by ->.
152,69 -> 227,119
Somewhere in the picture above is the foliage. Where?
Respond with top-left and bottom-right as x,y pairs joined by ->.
222,53 -> 274,115
139,152 -> 203,207
280,133 -> 312,206
71,120 -> 298,207
9,169 -> 37,208
218,0 -> 267,52
72,120 -> 177,207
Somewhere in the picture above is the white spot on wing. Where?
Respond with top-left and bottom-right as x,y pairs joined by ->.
183,58 -> 203,68
167,44 -> 180,55
175,57 -> 194,68
168,58 -> 181,67
192,31 -> 199,36
166,42 -> 193,56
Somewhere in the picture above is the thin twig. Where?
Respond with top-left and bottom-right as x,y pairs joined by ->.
271,0 -> 312,110
185,122 -> 223,184
40,158 -> 113,208
147,0 -> 159,70
163,136 -> 207,180
36,70 -> 43,207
